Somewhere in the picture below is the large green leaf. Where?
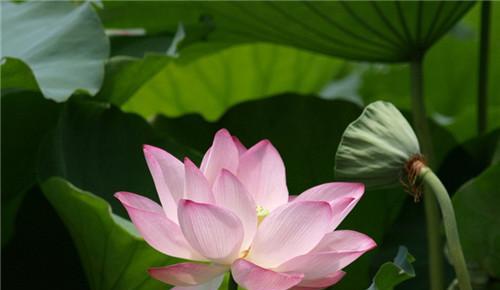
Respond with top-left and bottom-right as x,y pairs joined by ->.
98,43 -> 344,120
96,55 -> 171,106
454,164 -> 500,279
200,1 -> 474,62
97,42 -> 233,106
1,2 -> 109,101
153,94 -> 408,289
96,2 -> 474,62
368,246 -> 416,290
37,98 -> 198,218
41,177 -> 176,290
32,99 -> 200,289
1,92 -> 60,245
359,4 -> 500,142
0,59 -> 39,94
2,186 -> 87,289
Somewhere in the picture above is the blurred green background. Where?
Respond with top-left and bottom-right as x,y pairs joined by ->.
1,1 -> 499,290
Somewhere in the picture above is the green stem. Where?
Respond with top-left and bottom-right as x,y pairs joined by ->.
419,167 -> 472,290
410,57 -> 434,164
228,272 -> 238,290
478,0 -> 491,135
410,57 -> 444,290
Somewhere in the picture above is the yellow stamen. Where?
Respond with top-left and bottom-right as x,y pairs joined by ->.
256,205 -> 269,224
240,249 -> 250,258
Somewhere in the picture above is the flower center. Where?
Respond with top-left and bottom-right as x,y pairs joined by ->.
256,205 -> 269,224
239,249 -> 250,258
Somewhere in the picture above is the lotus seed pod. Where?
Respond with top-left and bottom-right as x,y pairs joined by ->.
335,101 -> 421,189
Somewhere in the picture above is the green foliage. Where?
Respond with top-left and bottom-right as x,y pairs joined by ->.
41,177 -> 177,290
99,43 -> 344,120
97,1 -> 473,62
2,186 -> 87,289
454,164 -> 500,280
438,129 -> 500,193
1,59 -> 40,93
1,92 -> 61,245
37,98 -> 196,217
99,2 -> 201,35
2,2 -> 500,290
96,55 -> 171,105
0,92 -> 60,200
368,246 -> 416,290
1,2 -> 109,101
360,3 -> 500,142
201,1 -> 474,62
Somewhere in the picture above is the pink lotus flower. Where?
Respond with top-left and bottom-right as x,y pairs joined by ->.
115,129 -> 376,290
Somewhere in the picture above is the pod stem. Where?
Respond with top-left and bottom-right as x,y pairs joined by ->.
410,56 -> 444,290
418,167 -> 472,290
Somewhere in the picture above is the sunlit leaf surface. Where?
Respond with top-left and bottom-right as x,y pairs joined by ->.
100,43 -> 344,120
1,2 -> 109,101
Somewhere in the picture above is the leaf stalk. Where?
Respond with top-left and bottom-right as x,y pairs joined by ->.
478,0 -> 491,135
410,57 -> 444,290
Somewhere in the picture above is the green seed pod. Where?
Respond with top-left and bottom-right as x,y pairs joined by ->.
335,101 -> 421,189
